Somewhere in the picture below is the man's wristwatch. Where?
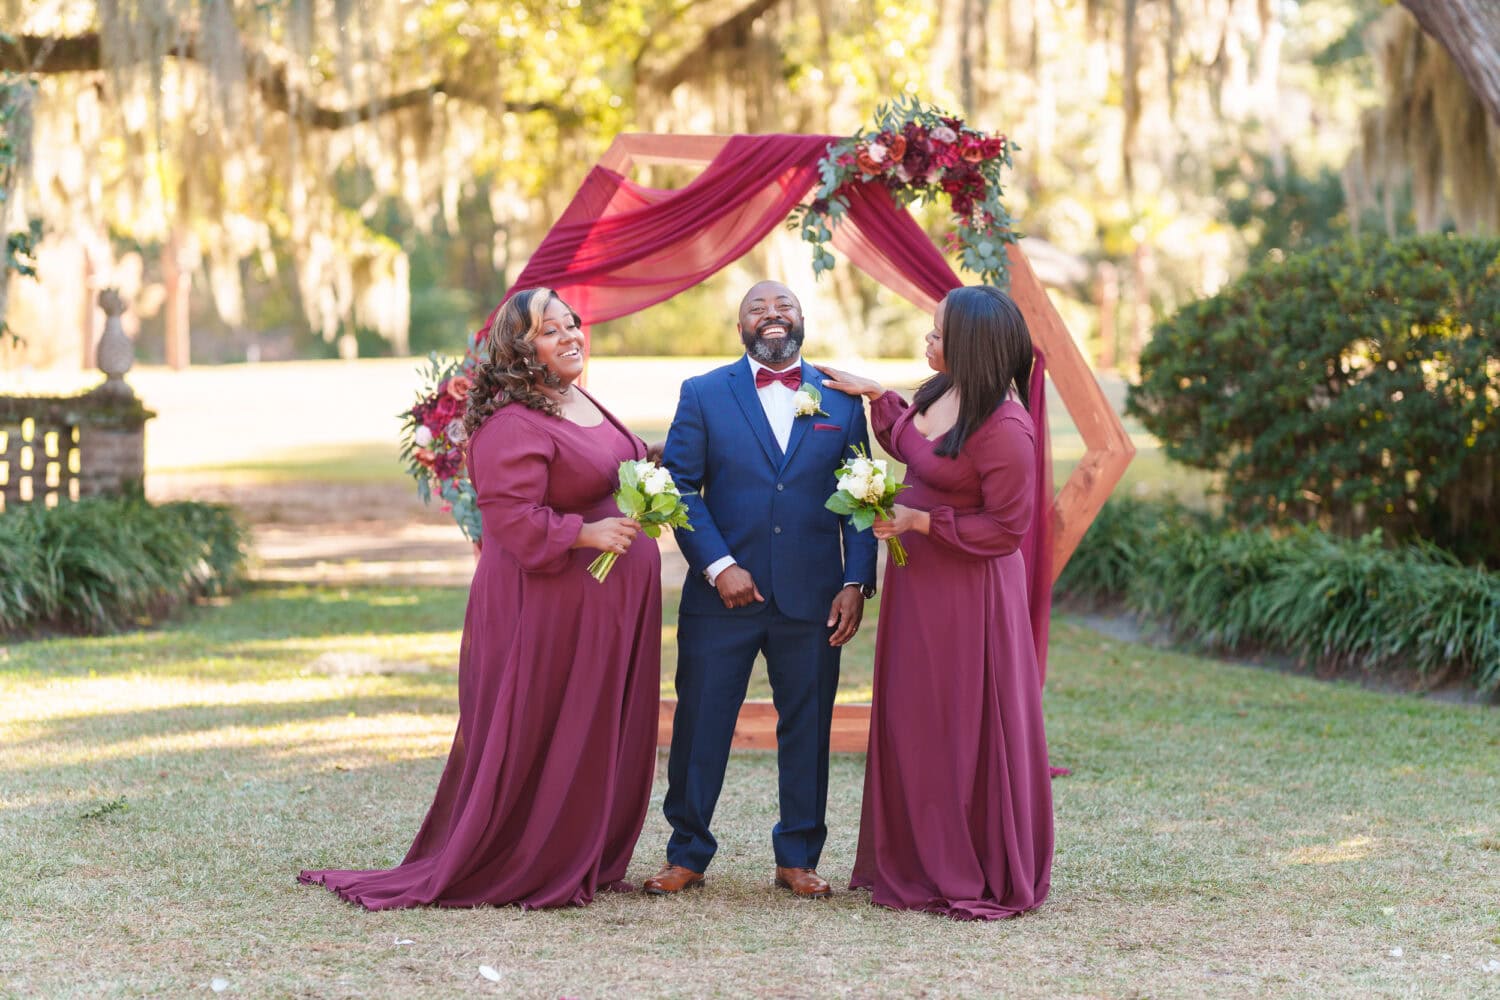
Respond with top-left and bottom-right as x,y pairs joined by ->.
845,582 -> 875,599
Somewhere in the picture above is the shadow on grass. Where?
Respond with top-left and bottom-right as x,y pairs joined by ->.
2,585 -> 470,679
3,683 -> 461,762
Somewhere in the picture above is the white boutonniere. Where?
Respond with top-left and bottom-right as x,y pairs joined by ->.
793,384 -> 829,418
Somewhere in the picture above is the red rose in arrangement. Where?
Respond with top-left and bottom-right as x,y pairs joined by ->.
899,124 -> 933,183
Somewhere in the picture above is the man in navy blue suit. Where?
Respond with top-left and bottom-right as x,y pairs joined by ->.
645,280 -> 878,900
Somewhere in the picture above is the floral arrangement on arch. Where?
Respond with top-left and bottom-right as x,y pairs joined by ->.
400,353 -> 482,542
789,96 -> 1021,289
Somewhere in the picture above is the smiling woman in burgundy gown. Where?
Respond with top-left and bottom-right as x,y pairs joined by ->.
818,285 -> 1054,920
298,288 -> 661,910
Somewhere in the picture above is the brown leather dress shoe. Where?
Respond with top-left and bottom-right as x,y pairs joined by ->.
774,866 -> 832,899
643,863 -> 704,895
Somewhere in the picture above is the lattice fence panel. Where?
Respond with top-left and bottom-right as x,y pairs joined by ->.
0,417 -> 82,513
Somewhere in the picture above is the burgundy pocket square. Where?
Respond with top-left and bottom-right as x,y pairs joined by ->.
813,422 -> 842,431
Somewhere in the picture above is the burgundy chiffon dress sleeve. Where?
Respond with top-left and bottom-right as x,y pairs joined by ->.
850,391 -> 1054,920
298,395 -> 661,910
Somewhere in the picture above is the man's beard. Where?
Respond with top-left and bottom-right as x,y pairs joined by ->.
743,318 -> 805,366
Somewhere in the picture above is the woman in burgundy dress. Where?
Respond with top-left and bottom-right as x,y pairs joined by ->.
818,285 -> 1053,920
299,288 -> 661,910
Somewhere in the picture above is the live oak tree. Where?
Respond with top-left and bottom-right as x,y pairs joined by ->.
4,0 -> 1489,364
1348,3 -> 1500,235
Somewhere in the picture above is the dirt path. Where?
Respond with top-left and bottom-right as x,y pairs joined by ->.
149,473 -> 690,588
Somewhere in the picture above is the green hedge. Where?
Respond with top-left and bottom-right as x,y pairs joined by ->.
1057,498 -> 1500,693
1127,234 -> 1500,564
0,497 -> 246,636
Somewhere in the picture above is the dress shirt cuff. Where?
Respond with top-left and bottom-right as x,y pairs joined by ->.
705,555 -> 737,585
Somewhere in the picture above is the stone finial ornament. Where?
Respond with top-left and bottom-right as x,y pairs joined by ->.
95,287 -> 134,382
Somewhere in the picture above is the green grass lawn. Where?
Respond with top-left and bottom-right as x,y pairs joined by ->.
3,585 -> 1496,997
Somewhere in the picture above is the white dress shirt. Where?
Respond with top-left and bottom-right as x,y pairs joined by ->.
748,355 -> 799,452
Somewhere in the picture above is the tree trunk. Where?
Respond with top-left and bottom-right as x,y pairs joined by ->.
1400,0 -> 1500,125
162,230 -> 192,371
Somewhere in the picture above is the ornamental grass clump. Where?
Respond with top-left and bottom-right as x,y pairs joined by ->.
1057,498 -> 1500,693
0,496 -> 245,637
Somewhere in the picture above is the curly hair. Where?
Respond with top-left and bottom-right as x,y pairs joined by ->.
464,288 -> 581,435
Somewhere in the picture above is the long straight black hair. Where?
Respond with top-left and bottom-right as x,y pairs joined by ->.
912,285 -> 1034,458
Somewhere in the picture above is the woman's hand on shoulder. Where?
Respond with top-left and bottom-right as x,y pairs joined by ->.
814,365 -> 884,400
574,517 -> 641,554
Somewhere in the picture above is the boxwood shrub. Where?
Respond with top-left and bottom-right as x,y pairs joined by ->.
1127,234 -> 1500,565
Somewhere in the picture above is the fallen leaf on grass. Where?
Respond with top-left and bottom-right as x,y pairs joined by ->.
478,965 -> 502,982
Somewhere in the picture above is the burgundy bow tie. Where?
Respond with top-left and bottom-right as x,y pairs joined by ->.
754,366 -> 802,391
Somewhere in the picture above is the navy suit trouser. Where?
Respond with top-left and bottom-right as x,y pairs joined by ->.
664,605 -> 841,873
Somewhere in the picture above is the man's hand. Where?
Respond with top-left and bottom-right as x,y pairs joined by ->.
827,585 -> 865,646
715,565 -> 766,609
645,440 -> 665,464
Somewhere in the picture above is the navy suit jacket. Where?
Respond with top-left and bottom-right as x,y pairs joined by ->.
663,357 -> 879,623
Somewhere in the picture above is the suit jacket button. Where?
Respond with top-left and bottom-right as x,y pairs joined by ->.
776,483 -> 785,491
774,526 -> 782,534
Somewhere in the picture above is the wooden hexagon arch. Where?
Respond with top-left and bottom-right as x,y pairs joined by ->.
598,133 -> 1134,579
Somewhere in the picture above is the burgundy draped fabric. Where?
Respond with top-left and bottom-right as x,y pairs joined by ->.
482,133 -> 1054,679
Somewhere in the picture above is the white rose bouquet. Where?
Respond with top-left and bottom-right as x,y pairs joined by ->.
824,445 -> 910,566
588,459 -> 694,582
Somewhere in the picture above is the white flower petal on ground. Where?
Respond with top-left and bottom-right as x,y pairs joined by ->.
1388,948 -> 1403,958
211,978 -> 229,993
394,938 -> 414,946
479,965 -> 502,982
1483,958 -> 1500,973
